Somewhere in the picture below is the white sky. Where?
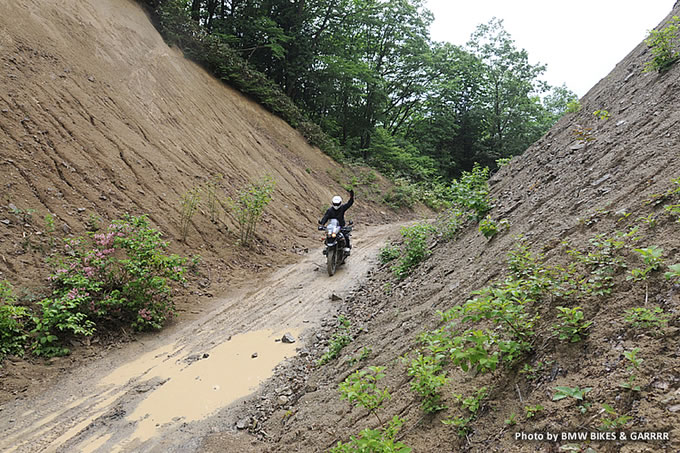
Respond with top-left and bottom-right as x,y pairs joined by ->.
426,1 -> 676,97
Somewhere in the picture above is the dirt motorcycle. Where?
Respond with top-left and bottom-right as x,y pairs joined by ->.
318,219 -> 353,276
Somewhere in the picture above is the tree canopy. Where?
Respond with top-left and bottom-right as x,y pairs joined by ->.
145,0 -> 577,182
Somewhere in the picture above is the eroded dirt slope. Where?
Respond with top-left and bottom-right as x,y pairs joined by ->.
0,0 -> 393,290
206,5 -> 680,453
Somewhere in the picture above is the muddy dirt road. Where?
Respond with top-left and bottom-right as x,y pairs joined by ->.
0,223 -> 401,453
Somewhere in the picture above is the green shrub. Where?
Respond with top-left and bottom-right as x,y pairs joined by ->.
434,207 -> 465,241
553,306 -> 592,342
339,366 -> 391,424
665,263 -> 680,282
644,15 -> 680,73
379,243 -> 401,264
317,316 -> 352,365
0,281 -> 29,360
623,307 -> 669,330
33,215 -> 186,356
565,99 -> 581,113
628,246 -> 664,281
330,415 -> 411,453
449,163 -> 491,221
406,352 -> 448,413
392,223 -> 435,279
227,176 -> 275,246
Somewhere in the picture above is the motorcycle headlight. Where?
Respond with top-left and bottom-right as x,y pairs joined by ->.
331,233 -> 336,238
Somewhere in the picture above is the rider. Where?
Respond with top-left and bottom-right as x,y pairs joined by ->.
319,189 -> 354,252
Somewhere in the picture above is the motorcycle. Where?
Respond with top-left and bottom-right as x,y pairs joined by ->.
318,219 -> 353,276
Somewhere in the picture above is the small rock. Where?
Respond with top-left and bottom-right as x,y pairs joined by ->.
8,203 -> 17,211
88,76 -> 95,82
330,293 -> 342,301
277,395 -> 289,406
591,173 -> 612,187
236,417 -> 249,430
251,352 -> 258,358
281,333 -> 296,344
77,208 -> 86,213
0,219 -> 10,225
61,223 -> 71,234
99,195 -> 107,201
668,404 -> 680,413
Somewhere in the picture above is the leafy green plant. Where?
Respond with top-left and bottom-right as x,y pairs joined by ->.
666,203 -> 680,222
330,415 -> 411,453
227,176 -> 275,246
623,307 -> 668,330
553,306 -> 592,342
628,246 -> 664,281
32,215 -> 186,356
478,216 -> 508,239
9,205 -> 35,224
565,99 -> 581,113
339,366 -> 391,424
496,157 -> 511,168
317,316 -> 352,365
434,207 -> 465,241
566,234 -> 628,296
520,361 -> 552,381
448,163 -> 491,221
504,413 -> 517,426
592,109 -> 610,121
349,346 -> 372,365
524,404 -> 544,419
644,15 -> 680,73
619,348 -> 643,392
441,415 -> 473,437
454,386 -> 489,415
406,352 -> 448,413
636,213 -> 657,229
379,243 -> 401,264
392,223 -> 435,279
0,280 -> 29,360
600,403 -> 632,430
180,186 -> 201,242
665,263 -> 680,283
552,385 -> 592,402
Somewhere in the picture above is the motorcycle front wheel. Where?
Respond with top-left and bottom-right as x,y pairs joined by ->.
327,248 -> 337,276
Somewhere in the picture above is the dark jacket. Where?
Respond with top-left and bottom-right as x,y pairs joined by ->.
321,192 -> 354,227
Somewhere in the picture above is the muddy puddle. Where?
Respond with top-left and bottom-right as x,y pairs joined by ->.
32,328 -> 301,452
112,329 -> 300,448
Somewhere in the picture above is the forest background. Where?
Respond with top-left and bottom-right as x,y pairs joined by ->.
140,0 -> 577,192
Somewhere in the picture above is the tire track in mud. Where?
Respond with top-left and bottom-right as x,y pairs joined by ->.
0,222 -> 403,453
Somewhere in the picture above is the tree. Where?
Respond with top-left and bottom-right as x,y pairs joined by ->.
467,18 -> 549,160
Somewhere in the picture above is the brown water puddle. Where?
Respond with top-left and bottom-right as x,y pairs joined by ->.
103,328 -> 300,450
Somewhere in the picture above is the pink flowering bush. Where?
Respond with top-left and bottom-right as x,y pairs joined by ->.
33,215 -> 186,356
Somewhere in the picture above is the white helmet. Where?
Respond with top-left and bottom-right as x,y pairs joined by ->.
332,195 -> 342,209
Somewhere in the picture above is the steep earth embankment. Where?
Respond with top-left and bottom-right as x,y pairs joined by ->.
0,0 -> 403,404
203,6 -> 680,453
0,0 -> 393,290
